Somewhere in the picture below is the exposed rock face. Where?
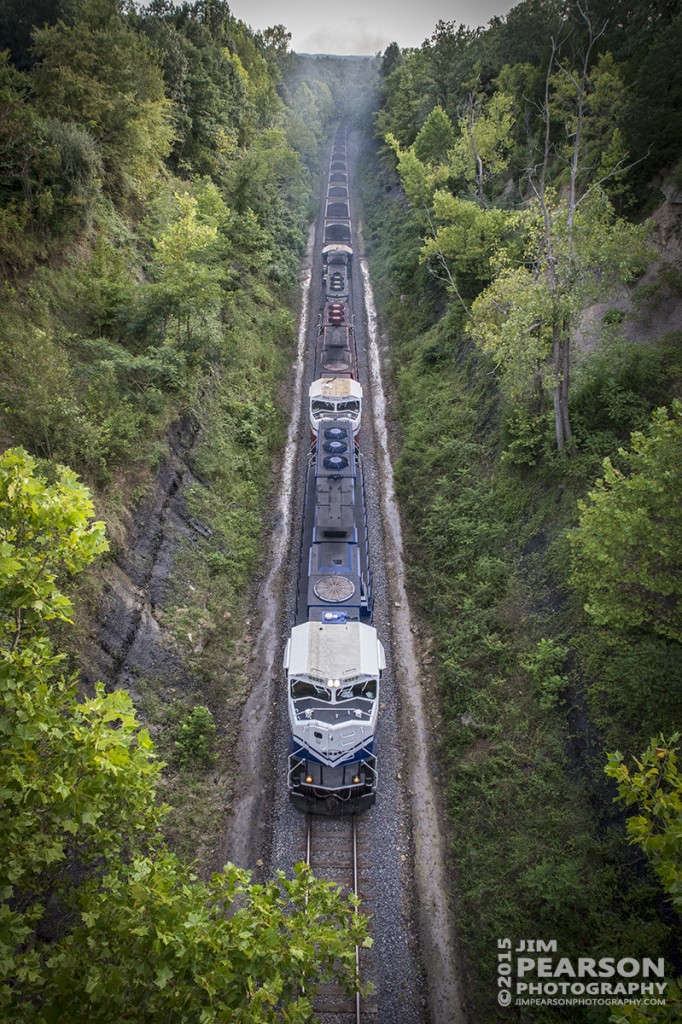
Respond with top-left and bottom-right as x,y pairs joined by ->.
86,414 -> 206,696
577,182 -> 682,353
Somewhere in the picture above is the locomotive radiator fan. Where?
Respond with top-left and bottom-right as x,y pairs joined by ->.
313,575 -> 356,602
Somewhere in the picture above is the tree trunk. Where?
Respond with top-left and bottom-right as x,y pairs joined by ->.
560,329 -> 573,448
552,321 -> 565,450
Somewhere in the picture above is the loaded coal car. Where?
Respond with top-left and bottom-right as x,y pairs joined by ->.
285,417 -> 384,813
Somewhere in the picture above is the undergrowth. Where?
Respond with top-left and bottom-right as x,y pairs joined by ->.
360,139 -> 681,1024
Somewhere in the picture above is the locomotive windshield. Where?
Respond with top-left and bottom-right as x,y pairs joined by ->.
336,680 -> 377,701
312,399 -> 359,419
290,679 -> 331,701
312,400 -> 335,415
337,400 -> 360,417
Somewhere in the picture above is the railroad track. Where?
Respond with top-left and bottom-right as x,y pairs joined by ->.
303,815 -> 378,1023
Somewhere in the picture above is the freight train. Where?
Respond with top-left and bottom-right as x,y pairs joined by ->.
285,126 -> 385,814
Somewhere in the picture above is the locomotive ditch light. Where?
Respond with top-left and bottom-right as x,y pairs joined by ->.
305,774 -> 314,784
352,775 -> 361,784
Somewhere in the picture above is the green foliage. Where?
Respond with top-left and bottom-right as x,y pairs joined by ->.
571,339 -> 675,450
374,50 -> 434,148
549,51 -> 630,200
470,188 -> 653,444
0,448 -> 108,643
229,127 -> 310,275
500,403 -> 552,466
35,117 -> 103,226
615,636 -> 682,707
609,981 -> 682,1024
623,10 -> 682,201
363,83 -> 679,1021
422,194 -> 519,291
413,104 -> 455,166
0,297 -> 168,478
569,404 -> 682,642
174,705 -> 217,766
9,856 -> 370,1024
449,89 -> 515,199
605,735 -> 682,911
149,188 -> 226,348
0,52 -> 104,270
0,444 -> 369,1022
519,637 -> 568,709
32,3 -> 173,195
471,263 -> 553,397
385,134 -> 439,208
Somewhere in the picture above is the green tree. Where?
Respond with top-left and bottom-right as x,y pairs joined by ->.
449,86 -> 515,203
605,734 -> 682,910
569,403 -> 682,642
605,736 -> 682,1023
0,52 -> 39,271
463,9 -> 652,452
375,49 -> 435,148
10,855 -> 370,1024
32,0 -> 173,194
150,188 -> 226,348
413,105 -> 455,166
421,19 -> 479,113
421,193 -> 521,297
470,187 -> 651,422
549,50 -> 631,203
380,41 -> 402,78
386,130 -> 522,308
0,447 -> 108,645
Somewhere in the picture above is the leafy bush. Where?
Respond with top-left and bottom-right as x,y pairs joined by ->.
520,637 -> 569,709
569,403 -> 682,642
174,705 -> 217,767
571,341 -> 672,447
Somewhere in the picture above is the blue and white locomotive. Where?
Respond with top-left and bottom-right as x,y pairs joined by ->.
285,126 -> 384,814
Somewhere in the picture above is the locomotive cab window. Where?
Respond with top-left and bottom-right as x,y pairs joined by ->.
291,679 -> 331,701
336,681 -> 377,701
312,400 -> 335,415
337,400 -> 360,416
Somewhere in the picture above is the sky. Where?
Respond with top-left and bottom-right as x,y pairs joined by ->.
225,1 -> 516,56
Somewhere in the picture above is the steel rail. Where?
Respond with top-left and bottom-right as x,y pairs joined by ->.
353,815 -> 361,1024
304,815 -> 363,1024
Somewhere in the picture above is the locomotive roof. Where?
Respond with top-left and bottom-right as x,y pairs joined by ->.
309,377 -> 362,399
322,243 -> 353,255
286,622 -> 385,681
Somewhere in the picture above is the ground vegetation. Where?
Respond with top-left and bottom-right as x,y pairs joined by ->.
363,1 -> 682,1019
